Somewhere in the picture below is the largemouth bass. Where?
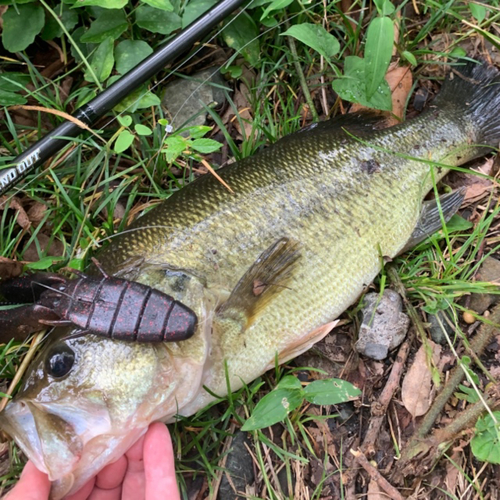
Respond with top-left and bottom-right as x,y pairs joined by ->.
2,60 -> 500,499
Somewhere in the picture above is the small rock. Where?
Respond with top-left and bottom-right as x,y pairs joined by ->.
218,431 -> 254,500
355,289 -> 410,360
469,256 -> 500,314
427,310 -> 455,345
162,67 -> 229,132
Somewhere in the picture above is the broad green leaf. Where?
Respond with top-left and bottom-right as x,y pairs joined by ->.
114,130 -> 135,153
70,26 -> 97,62
364,16 -> 394,99
445,214 -> 473,232
450,46 -> 467,58
241,388 -> 304,431
373,0 -> 395,16
41,3 -> 79,41
84,37 -> 115,83
182,0 -> 217,27
73,0 -> 127,8
115,40 -> 153,74
332,56 -> 392,111
134,124 -> 153,136
221,65 -> 242,78
276,375 -> 302,390
117,115 -> 132,127
261,16 -> 278,28
113,86 -> 161,112
141,0 -> 173,11
471,412 -> 500,464
67,258 -> 85,271
80,10 -> 128,43
186,125 -> 211,138
0,89 -> 27,105
2,4 -> 45,53
281,23 -> 340,60
0,0 -> 35,4
303,378 -> 361,405
260,0 -> 294,20
163,135 -> 187,163
455,384 -> 480,404
136,5 -> 181,34
222,12 -> 260,67
469,3 -> 486,23
250,0 -> 273,6
402,50 -> 417,66
191,138 -> 223,154
0,73 -> 31,92
26,256 -> 65,270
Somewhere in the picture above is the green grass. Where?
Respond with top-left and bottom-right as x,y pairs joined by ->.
1,0 -> 500,497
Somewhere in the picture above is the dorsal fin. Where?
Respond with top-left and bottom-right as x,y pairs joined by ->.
275,110 -> 386,146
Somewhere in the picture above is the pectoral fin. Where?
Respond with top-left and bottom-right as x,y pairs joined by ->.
401,188 -> 466,253
217,237 -> 300,329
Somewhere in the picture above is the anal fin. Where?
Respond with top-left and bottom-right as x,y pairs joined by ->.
265,320 -> 339,371
401,188 -> 466,253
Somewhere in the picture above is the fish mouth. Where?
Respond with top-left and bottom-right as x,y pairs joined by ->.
0,398 -> 111,483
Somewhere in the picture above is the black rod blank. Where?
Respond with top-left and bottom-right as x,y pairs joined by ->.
0,0 -> 247,195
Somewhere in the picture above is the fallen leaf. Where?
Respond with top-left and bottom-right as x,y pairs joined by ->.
385,65 -> 413,123
367,479 -> 386,500
23,234 -> 64,261
27,202 -> 49,227
221,83 -> 254,140
443,450 -> 462,496
448,157 -> 496,206
0,196 -> 30,230
401,341 -> 442,417
0,257 -> 23,281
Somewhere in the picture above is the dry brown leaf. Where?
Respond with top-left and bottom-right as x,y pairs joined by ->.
401,341 -> 441,417
221,83 -> 254,141
367,479 -> 387,500
23,234 -> 64,261
443,450 -> 461,496
0,196 -> 30,230
27,202 -> 49,227
0,257 -> 23,281
385,65 -> 413,123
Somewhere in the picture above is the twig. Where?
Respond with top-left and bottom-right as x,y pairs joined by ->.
415,301 -> 500,441
361,333 -> 413,455
350,449 -> 405,500
200,158 -> 234,194
210,419 -> 236,497
284,19 -> 319,122
0,332 -> 45,412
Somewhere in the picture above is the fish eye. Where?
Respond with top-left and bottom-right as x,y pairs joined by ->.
44,344 -> 75,379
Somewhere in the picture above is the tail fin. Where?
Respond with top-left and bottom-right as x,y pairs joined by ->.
434,59 -> 500,148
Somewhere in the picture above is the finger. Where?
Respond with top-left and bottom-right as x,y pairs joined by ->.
64,478 -> 95,500
95,456 -> 128,490
85,456 -> 129,500
144,423 -> 180,500
121,434 -> 147,500
4,461 -> 51,500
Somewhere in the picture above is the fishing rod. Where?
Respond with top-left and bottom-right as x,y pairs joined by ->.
0,0 -> 248,196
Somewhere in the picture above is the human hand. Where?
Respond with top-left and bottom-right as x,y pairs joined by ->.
4,422 -> 180,500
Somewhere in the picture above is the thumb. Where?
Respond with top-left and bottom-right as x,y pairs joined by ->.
4,461 -> 51,500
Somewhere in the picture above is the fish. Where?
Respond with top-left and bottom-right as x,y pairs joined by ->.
2,59 -> 500,499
